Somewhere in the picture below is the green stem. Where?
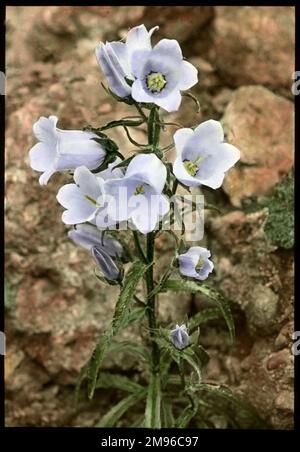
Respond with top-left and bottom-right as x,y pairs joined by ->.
145,232 -> 160,373
173,179 -> 178,195
134,101 -> 148,121
179,357 -> 195,411
132,230 -> 147,263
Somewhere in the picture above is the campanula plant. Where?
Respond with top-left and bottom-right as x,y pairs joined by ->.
28,24 -> 265,428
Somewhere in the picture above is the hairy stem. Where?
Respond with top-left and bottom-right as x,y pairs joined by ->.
132,230 -> 147,263
145,231 -> 160,372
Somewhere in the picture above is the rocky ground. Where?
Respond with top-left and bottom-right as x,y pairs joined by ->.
5,6 -> 294,428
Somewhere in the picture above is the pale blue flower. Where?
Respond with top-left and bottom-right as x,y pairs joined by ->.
173,120 -> 240,189
130,39 -> 198,112
178,246 -> 214,281
56,166 -> 105,224
96,157 -> 124,180
95,24 -> 158,98
68,224 -> 123,281
171,324 -> 189,350
103,153 -> 169,234
29,116 -> 106,185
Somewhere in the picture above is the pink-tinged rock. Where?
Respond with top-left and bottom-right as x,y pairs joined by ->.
142,6 -> 214,44
222,86 -> 294,207
213,6 -> 295,89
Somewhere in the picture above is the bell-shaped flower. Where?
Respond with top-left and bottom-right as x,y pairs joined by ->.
95,24 -> 158,98
68,224 -> 123,282
171,324 -> 189,350
95,157 -> 124,180
29,116 -> 106,185
56,166 -> 105,224
103,153 -> 169,234
130,39 -> 198,112
178,246 -> 214,281
173,120 -> 240,189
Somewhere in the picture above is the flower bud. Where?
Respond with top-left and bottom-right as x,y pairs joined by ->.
171,324 -> 189,350
91,245 -> 122,283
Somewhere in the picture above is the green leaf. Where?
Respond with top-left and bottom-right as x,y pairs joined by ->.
96,389 -> 146,427
86,261 -> 152,399
163,279 -> 235,343
95,372 -> 144,393
113,155 -> 135,169
145,373 -> 161,428
188,307 -> 222,333
176,401 -> 199,428
99,118 -> 144,132
108,340 -> 150,362
119,306 -> 147,329
180,349 -> 202,383
162,398 -> 175,428
190,383 -> 268,428
101,82 -> 134,105
192,344 -> 210,367
91,136 -> 118,154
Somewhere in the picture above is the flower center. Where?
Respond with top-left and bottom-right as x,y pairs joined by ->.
134,184 -> 145,195
183,155 -> 204,177
196,257 -> 205,271
84,194 -> 101,207
146,72 -> 166,93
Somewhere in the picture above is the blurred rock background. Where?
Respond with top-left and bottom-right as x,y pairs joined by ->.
5,6 -> 294,428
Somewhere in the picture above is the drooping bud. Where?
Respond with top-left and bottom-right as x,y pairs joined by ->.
171,324 -> 189,350
91,245 -> 122,283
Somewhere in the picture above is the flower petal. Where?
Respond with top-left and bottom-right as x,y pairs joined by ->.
185,246 -> 211,260
68,224 -> 102,250
39,167 -> 56,186
152,39 -> 183,62
74,166 -> 103,202
29,142 -> 55,172
178,254 -> 198,278
96,157 -> 124,180
197,171 -> 226,189
56,138 -> 106,171
173,128 -> 194,156
155,90 -> 182,112
214,142 -> 240,172
178,60 -> 198,90
131,194 -> 158,234
91,246 -> 121,281
95,42 -> 131,98
56,184 -> 96,224
104,178 -> 136,222
173,156 -> 201,187
126,24 -> 153,62
130,48 -> 152,78
194,119 -> 224,144
33,116 -> 58,144
131,78 -> 155,104
125,154 -> 167,193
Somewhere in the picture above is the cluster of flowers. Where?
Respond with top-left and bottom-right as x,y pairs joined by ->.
28,25 -> 240,349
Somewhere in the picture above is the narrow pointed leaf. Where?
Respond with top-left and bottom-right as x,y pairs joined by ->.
96,389 -> 146,427
96,372 -> 144,393
188,307 -> 222,333
163,279 -> 235,343
108,340 -> 150,362
86,261 -> 152,399
145,373 -> 161,429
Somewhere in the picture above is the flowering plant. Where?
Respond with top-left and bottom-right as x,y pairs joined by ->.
28,24 -> 263,428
